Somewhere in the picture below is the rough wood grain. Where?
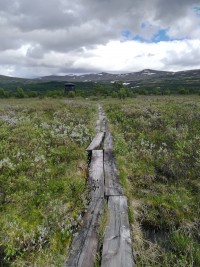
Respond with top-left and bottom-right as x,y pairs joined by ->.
102,117 -> 109,132
103,132 -> 113,150
98,104 -> 108,132
101,196 -> 134,267
95,119 -> 101,133
66,198 -> 103,267
98,104 -> 103,112
66,104 -> 134,267
89,150 -> 104,199
104,150 -> 123,196
86,132 -> 104,151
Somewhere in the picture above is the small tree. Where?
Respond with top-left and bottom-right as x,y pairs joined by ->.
113,81 -> 123,91
118,88 -> 127,99
68,91 -> 76,98
178,88 -> 189,95
152,88 -> 161,95
111,91 -> 118,98
0,88 -> 6,98
27,91 -> 38,98
94,83 -> 104,96
16,87 -> 25,98
163,89 -> 171,95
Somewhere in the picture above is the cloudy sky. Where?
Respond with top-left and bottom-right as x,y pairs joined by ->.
0,0 -> 200,77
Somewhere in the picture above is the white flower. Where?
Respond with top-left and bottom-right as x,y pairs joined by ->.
34,155 -> 46,163
0,157 -> 14,170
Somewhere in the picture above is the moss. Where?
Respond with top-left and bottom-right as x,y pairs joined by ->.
0,98 -> 97,266
103,96 -> 200,266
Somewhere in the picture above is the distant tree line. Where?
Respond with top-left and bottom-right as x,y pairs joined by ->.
0,81 -> 200,99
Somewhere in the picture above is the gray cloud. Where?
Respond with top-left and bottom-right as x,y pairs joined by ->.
162,45 -> 200,68
155,0 -> 198,22
26,44 -> 45,59
0,0 -> 200,77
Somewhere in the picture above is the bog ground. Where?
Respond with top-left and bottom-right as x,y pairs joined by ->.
0,99 -> 96,266
103,96 -> 200,266
0,96 -> 200,266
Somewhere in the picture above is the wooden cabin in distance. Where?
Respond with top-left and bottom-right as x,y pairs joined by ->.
64,83 -> 75,93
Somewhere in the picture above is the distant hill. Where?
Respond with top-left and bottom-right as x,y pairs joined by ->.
0,68 -> 200,83
0,69 -> 200,93
37,69 -> 200,83
37,69 -> 172,82
0,75 -> 30,83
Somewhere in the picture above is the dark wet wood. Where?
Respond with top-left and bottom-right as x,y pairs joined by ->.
66,198 -> 103,267
101,196 -> 134,267
104,149 -> 123,197
103,132 -> 113,150
89,150 -> 104,199
95,119 -> 101,133
98,104 -> 109,132
86,132 -> 104,151
102,117 -> 109,132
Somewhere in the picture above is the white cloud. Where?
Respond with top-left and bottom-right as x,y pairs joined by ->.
72,39 -> 200,73
2,38 -> 200,78
0,0 -> 200,77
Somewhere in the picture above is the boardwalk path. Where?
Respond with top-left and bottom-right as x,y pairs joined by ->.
65,105 -> 135,267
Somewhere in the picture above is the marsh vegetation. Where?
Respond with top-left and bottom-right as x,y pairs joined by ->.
103,96 -> 200,266
0,99 -> 96,266
1,96 -> 200,266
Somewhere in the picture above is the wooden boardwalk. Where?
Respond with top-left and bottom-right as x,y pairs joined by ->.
65,104 -> 134,267
101,196 -> 133,267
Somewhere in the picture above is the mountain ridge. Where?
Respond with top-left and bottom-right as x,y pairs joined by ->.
36,68 -> 200,82
0,68 -> 200,84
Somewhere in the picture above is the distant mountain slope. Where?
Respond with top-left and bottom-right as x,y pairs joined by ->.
37,69 -> 174,82
37,69 -> 200,83
0,69 -> 200,91
0,75 -> 31,83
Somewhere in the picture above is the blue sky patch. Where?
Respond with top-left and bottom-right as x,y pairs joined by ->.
122,27 -> 186,43
132,28 -> 171,43
140,22 -> 147,29
132,34 -> 149,42
122,22 -> 171,43
121,30 -> 132,40
193,7 -> 200,15
152,29 -> 170,42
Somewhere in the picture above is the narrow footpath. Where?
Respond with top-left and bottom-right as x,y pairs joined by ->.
65,105 -> 135,267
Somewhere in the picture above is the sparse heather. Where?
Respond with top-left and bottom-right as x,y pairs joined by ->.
103,96 -> 200,266
0,98 -> 96,266
1,95 -> 200,267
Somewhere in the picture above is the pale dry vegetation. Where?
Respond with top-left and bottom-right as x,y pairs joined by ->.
103,96 -> 200,266
0,98 -> 96,266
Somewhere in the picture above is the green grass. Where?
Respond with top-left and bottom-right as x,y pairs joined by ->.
0,98 -> 97,266
103,95 -> 200,266
1,95 -> 200,266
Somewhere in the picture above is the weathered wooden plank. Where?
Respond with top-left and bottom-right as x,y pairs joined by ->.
99,114 -> 105,122
89,150 -> 104,199
98,104 -> 103,112
99,114 -> 104,121
101,196 -> 134,267
102,117 -> 109,132
95,119 -> 101,133
95,104 -> 104,133
66,198 -> 103,267
103,132 -> 113,150
86,132 -> 104,151
98,104 -> 108,132
104,150 -> 123,196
